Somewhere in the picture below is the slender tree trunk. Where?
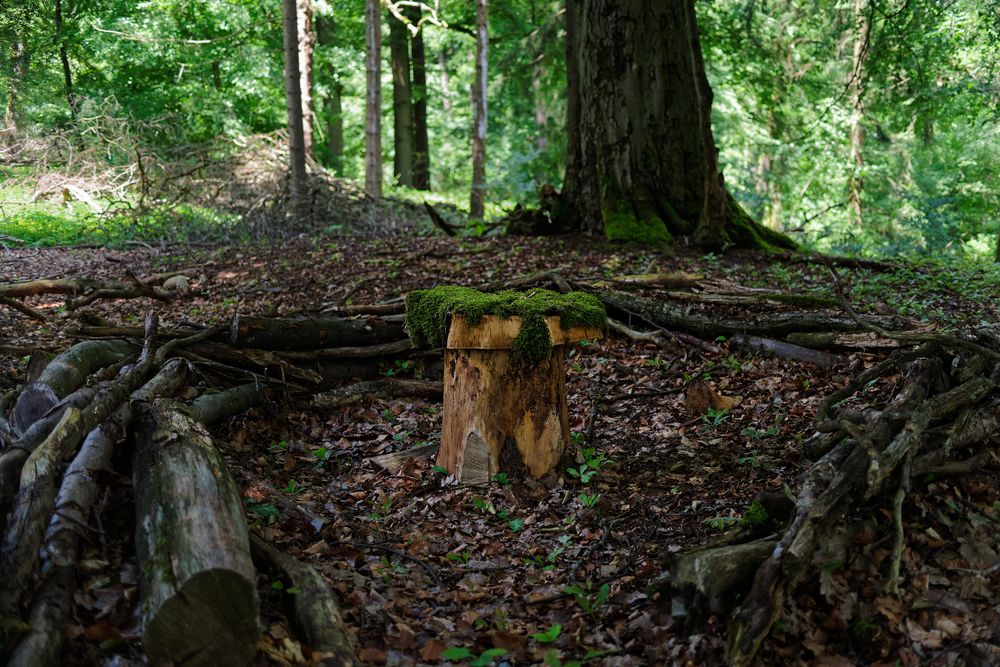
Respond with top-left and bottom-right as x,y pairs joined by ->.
409,9 -> 431,191
211,61 -> 222,91
848,0 -> 869,226
282,0 -> 309,215
297,0 -> 315,159
561,0 -> 794,251
4,38 -> 28,143
438,50 -> 453,122
364,0 -> 382,199
469,0 -> 489,220
54,0 -> 76,118
531,1 -> 547,184
388,13 -> 414,187
315,16 -> 344,172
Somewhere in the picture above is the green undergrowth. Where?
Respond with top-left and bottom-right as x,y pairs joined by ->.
602,201 -> 672,247
404,286 -> 607,362
1,204 -> 241,246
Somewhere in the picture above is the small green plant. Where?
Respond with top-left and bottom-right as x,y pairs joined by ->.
644,356 -> 670,369
446,550 -> 471,565
493,472 -> 510,485
441,646 -> 508,666
723,355 -> 742,372
268,440 -> 288,453
578,493 -> 600,509
566,447 -> 612,484
384,359 -> 413,377
471,496 -> 496,515
742,425 -> 779,440
702,407 -> 730,427
570,431 -> 585,446
311,446 -> 332,467
563,580 -> 610,616
244,499 -> 279,524
531,624 -> 562,644
431,465 -> 449,475
703,515 -> 739,531
270,579 -> 300,594
739,501 -> 769,526
282,479 -> 303,494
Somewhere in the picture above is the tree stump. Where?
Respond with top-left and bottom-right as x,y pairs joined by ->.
438,315 -> 602,484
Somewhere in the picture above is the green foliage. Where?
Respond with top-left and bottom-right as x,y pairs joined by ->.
404,287 -> 607,363
531,624 -> 562,644
563,580 -> 610,616
740,501 -> 770,527
441,646 -> 508,666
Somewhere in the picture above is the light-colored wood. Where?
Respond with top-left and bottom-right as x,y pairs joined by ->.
445,314 -> 602,350
439,347 -> 569,484
439,315 -> 601,484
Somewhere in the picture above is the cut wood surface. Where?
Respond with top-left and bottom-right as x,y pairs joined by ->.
445,314 -> 603,350
133,399 -> 259,667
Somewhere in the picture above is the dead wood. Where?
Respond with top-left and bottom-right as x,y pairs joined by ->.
189,382 -> 266,425
7,359 -> 191,667
0,277 -> 172,310
0,315 -> 159,618
311,379 -> 442,409
731,334 -> 842,368
132,398 -> 259,666
785,330 -> 907,351
0,295 -> 47,321
724,340 -> 999,666
230,315 -> 405,350
249,534 -> 358,666
11,339 -> 136,436
597,289 -> 906,341
368,442 -> 438,471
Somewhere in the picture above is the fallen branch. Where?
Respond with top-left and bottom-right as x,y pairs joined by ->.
311,379 -> 443,409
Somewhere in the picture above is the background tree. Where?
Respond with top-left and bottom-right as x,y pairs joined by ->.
408,7 -> 431,191
364,0 -> 382,199
388,11 -> 414,187
282,0 -> 308,214
561,0 -> 795,250
469,0 -> 488,219
297,0 -> 316,159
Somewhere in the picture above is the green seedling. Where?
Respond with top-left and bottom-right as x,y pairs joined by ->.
563,580 -> 610,616
531,624 -> 562,644
441,647 -> 508,666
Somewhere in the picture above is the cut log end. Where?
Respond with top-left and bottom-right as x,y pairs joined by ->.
143,569 -> 260,667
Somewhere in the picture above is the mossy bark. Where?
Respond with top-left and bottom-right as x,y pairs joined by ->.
560,0 -> 796,252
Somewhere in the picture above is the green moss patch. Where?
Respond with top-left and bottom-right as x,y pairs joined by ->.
404,286 -> 607,363
603,201 -> 672,247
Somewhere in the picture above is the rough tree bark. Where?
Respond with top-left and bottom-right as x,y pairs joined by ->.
388,12 -> 414,187
316,15 -> 344,172
848,0 -> 869,226
297,0 -> 316,159
408,7 -> 431,190
364,0 -> 383,199
469,0 -> 488,219
561,0 -> 795,251
282,0 -> 309,216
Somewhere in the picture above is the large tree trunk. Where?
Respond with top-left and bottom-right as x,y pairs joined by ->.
364,0 -> 382,199
282,0 -> 309,216
297,0 -> 316,160
561,0 -> 795,251
316,16 -> 344,172
469,0 -> 488,219
388,13 -> 414,187
409,9 -> 431,191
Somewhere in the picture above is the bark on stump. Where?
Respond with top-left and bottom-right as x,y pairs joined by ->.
438,315 -> 601,484
133,399 -> 259,666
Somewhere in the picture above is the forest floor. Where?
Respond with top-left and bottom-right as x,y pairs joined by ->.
2,235 -> 999,667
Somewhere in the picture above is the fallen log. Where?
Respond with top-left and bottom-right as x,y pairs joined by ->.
189,382 -> 266,425
229,314 -> 405,350
133,398 -> 259,666
597,289 -> 907,340
730,334 -> 842,368
0,295 -> 47,321
311,379 -> 443,409
7,359 -> 192,667
0,278 -> 172,309
11,339 -> 136,436
250,534 -> 357,666
0,317 -> 159,617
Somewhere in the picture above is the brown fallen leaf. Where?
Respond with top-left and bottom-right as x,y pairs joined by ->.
419,638 -> 447,661
685,380 -> 741,415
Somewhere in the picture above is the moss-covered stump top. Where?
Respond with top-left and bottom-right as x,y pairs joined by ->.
404,287 -> 607,362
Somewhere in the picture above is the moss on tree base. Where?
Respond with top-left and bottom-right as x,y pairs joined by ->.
404,287 -> 607,362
